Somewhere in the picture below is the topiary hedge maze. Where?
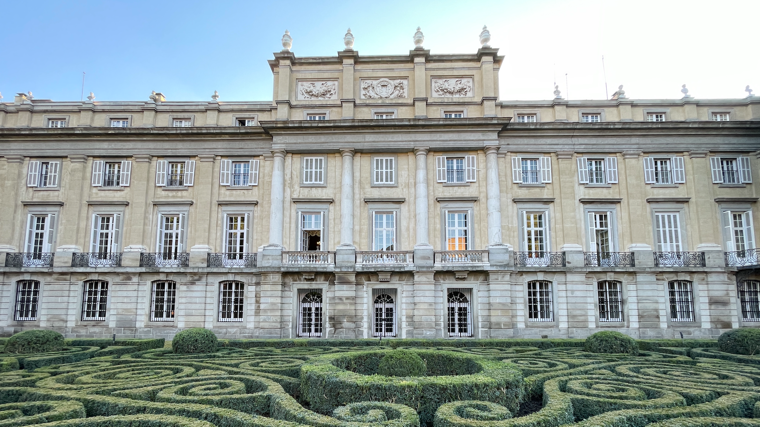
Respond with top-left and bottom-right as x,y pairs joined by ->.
5,332 -> 760,426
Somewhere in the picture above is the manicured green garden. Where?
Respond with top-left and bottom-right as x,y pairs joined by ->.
2,329 -> 760,426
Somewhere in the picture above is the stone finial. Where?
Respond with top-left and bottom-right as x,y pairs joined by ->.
344,28 -> 354,50
282,30 -> 292,51
746,85 -> 755,98
211,90 -> 220,101
86,92 -> 95,102
413,27 -> 424,49
479,25 -> 491,48
27,91 -> 34,100
553,84 -> 562,99
610,85 -> 626,100
681,84 -> 692,98
149,91 -> 157,102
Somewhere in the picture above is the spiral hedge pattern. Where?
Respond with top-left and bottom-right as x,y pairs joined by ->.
4,339 -> 760,426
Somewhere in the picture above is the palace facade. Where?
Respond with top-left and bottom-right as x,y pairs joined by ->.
0,29 -> 759,340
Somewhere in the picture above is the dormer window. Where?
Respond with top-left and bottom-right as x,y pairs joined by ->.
581,113 -> 601,123
516,114 -> 537,123
307,114 -> 327,121
173,119 -> 191,127
48,119 -> 67,128
444,111 -> 464,118
236,118 -> 257,127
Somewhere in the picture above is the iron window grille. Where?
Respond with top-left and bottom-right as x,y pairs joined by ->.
738,281 -> 760,322
151,281 -> 176,322
447,288 -> 473,337
584,252 -> 635,267
668,280 -> 695,322
372,289 -> 396,337
219,281 -> 244,322
14,280 -> 40,321
528,281 -> 553,321
653,252 -> 705,267
598,281 -> 623,322
208,253 -> 257,268
298,289 -> 323,337
82,280 -> 108,321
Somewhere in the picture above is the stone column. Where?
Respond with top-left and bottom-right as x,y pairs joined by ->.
485,146 -> 502,246
336,149 -> 356,269
413,147 -> 434,267
261,150 -> 285,267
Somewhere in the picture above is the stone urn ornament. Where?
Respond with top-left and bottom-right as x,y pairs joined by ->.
413,27 -> 424,49
344,28 -> 354,50
681,84 -> 692,98
282,30 -> 292,51
479,25 -> 491,48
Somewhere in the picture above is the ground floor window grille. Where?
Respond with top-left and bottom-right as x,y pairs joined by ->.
15,280 -> 40,321
82,280 -> 108,321
739,281 -> 760,322
298,290 -> 323,337
668,280 -> 695,322
219,281 -> 244,322
598,281 -> 623,322
151,281 -> 176,322
447,288 -> 473,337
528,281 -> 553,321
372,289 -> 396,337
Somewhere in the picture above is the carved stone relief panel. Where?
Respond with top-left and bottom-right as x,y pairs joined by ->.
360,78 -> 408,99
431,77 -> 473,97
297,81 -> 339,100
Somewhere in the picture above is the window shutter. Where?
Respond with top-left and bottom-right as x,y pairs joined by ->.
374,158 -> 381,184
249,160 -> 259,185
709,157 -> 723,183
436,156 -> 446,182
24,215 -> 34,253
739,156 -> 752,183
388,158 -> 395,183
91,161 -> 104,187
90,214 -> 100,253
222,215 -> 230,253
672,156 -> 685,183
465,155 -> 477,182
521,211 -> 527,251
588,212 -> 597,251
47,161 -> 60,187
184,160 -> 195,186
723,210 -> 734,251
744,211 -> 756,250
243,212 -> 250,253
540,156 -> 552,183
156,214 -> 165,254
643,157 -> 656,184
46,213 -> 57,252
605,157 -> 618,183
156,160 -> 168,186
27,161 -> 40,187
219,159 -> 231,186
112,213 -> 121,254
511,157 -> 522,183
178,213 -> 186,252
577,157 -> 589,184
120,161 -> 131,187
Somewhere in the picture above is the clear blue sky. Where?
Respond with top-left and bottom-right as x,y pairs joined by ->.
1,0 -> 756,103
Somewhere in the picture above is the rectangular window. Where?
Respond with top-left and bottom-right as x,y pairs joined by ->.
581,113 -> 601,123
94,215 -> 115,255
373,157 -> 395,185
587,159 -> 605,184
110,119 -> 129,127
30,215 -> 48,255
374,113 -> 394,119
521,159 -> 540,183
231,161 -> 250,186
24,213 -> 57,266
724,211 -> 756,265
27,160 -> 61,188
298,289 -> 323,337
647,113 -> 666,122
307,114 -> 326,121
224,214 -> 248,255
598,281 -> 623,322
668,281 -> 695,322
159,215 -> 183,259
712,112 -> 730,121
446,157 -> 465,183
219,281 -> 244,322
653,159 -> 672,184
444,111 -> 464,118
103,162 -> 121,187
168,162 -> 185,186
528,281 -> 553,321
173,119 -> 191,127
523,212 -> 546,256
588,212 -> 612,259
48,119 -> 67,128
446,211 -> 469,250
516,114 -> 537,123
654,213 -> 682,252
373,289 -> 396,337
447,288 -> 473,337
739,281 -> 760,322
303,157 -> 325,185
151,281 -> 176,322
720,159 -> 739,184
82,281 -> 108,321
373,212 -> 396,251
14,280 -> 40,321
236,118 -> 256,126
300,212 -> 324,251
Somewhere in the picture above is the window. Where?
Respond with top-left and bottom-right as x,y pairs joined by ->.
576,157 -> 620,185
373,157 -> 395,185
300,212 -> 324,251
723,210 -> 756,265
156,160 -> 195,187
48,119 -> 67,128
445,211 -> 469,250
588,159 -> 605,184
151,281 -> 176,322
444,111 -> 464,118
303,157 -> 325,185
14,280 -> 40,321
588,212 -> 613,263
643,157 -> 685,185
668,280 -> 695,322
307,114 -> 326,121
598,281 -> 623,322
82,280 -> 108,321
654,212 -> 682,252
373,289 -> 396,337
157,213 -> 186,262
436,155 -> 476,184
511,156 -> 552,184
374,113 -> 395,119
516,114 -> 537,123
373,212 -> 396,251
710,156 -> 752,184
739,281 -> 760,322
647,113 -> 666,122
447,289 -> 473,337
236,118 -> 257,127
298,290 -> 323,337
110,119 -> 129,127
24,213 -> 57,265
91,160 -> 131,188
712,112 -> 730,121
220,159 -> 259,187
219,281 -> 244,322
581,113 -> 601,123
173,119 -> 191,127
223,213 -> 250,265
522,212 -> 547,257
89,213 -> 121,264
26,161 -> 60,188
528,281 -> 553,321
103,163 -> 121,187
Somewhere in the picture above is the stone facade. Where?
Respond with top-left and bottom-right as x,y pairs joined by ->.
0,32 -> 758,340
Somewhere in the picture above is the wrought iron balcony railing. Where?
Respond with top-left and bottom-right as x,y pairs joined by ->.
207,253 -> 257,268
72,252 -> 122,267
5,253 -> 55,268
435,250 -> 488,264
140,252 -> 189,267
584,252 -> 635,267
653,252 -> 705,267
356,251 -> 413,265
515,251 -> 565,267
283,251 -> 334,265
725,249 -> 759,267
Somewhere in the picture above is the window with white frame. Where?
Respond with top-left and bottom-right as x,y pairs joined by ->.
302,157 -> 325,185
14,280 -> 40,321
89,213 -> 121,262
739,281 -> 760,322
444,111 -> 464,118
711,112 -> 730,121
298,289 -> 323,337
374,113 -> 395,119
581,113 -> 601,123
110,119 -> 129,127
156,160 -> 195,187
236,118 -> 257,127
157,213 -> 186,260
27,160 -> 61,188
528,281 -> 553,321
647,113 -> 666,122
710,156 -> 752,185
511,156 -> 552,184
219,281 -> 244,322
522,212 -> 547,257
447,289 -> 472,337
722,210 -> 756,265
445,211 -> 469,250
300,212 -> 324,251
373,157 -> 395,185
654,212 -> 683,253
224,213 -> 250,261
373,212 -> 396,251
588,211 -> 613,262
24,213 -> 57,262
48,119 -> 67,128
436,155 -> 476,184
577,157 -> 618,185
173,119 -> 191,127
307,114 -> 326,121
598,281 -> 623,322
220,159 -> 259,187
668,280 -> 695,322
516,114 -> 537,123
82,280 -> 108,321
151,281 -> 176,322
91,160 -> 132,188
643,156 -> 685,185
372,289 -> 396,337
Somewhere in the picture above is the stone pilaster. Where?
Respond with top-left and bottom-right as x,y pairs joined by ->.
258,272 -> 285,338
267,150 -> 286,248
413,147 -> 433,268
412,271 -> 436,338
332,273 -> 358,338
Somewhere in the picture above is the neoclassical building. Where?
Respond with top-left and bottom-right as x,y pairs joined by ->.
0,28 -> 758,340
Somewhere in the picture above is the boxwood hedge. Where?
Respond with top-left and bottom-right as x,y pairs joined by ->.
3,330 -> 64,354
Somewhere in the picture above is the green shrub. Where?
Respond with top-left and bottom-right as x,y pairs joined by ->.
171,329 -> 218,354
718,329 -> 760,355
3,330 -> 64,354
584,331 -> 638,355
377,350 -> 426,377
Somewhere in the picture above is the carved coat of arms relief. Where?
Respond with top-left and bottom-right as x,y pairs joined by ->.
360,78 -> 408,99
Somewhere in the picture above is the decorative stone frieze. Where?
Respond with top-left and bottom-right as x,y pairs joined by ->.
297,81 -> 338,100
432,78 -> 473,97
360,79 -> 407,99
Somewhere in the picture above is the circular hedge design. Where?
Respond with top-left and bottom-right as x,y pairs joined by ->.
377,350 -> 426,377
584,331 -> 639,355
3,330 -> 64,354
171,328 -> 218,354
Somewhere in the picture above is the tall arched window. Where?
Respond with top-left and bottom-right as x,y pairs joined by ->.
219,281 -> 244,322
738,280 -> 760,322
15,280 -> 40,321
82,280 -> 108,321
373,291 -> 396,337
447,289 -> 472,337
597,281 -> 623,322
298,290 -> 323,337
668,280 -> 694,322
151,281 -> 177,322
